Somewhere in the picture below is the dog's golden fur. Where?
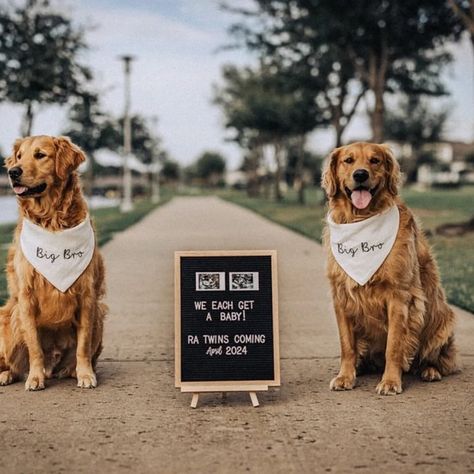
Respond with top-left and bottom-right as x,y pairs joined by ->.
0,135 -> 106,390
321,142 -> 458,395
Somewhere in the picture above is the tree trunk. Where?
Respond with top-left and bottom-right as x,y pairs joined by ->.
405,145 -> 422,183
327,73 -> 366,149
368,40 -> 388,143
293,134 -> 307,205
21,101 -> 34,136
246,146 -> 261,197
334,126 -> 344,148
273,141 -> 284,202
372,86 -> 385,143
83,153 -> 95,197
148,170 -> 154,197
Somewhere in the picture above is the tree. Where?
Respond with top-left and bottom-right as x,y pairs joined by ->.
0,0 -> 90,135
384,95 -> 450,182
161,159 -> 181,183
309,51 -> 367,147
214,63 -> 318,200
227,1 -> 463,142
195,151 -> 226,186
62,89 -> 110,195
100,115 -> 160,166
99,114 -> 162,198
238,146 -> 264,197
466,152 -> 474,165
285,144 -> 323,188
226,5 -> 366,148
449,0 -> 474,48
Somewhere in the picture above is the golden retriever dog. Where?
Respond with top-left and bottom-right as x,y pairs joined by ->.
0,135 -> 106,390
322,142 -> 458,395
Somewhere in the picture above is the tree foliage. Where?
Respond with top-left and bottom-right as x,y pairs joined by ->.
384,95 -> 450,182
448,0 -> 474,47
384,96 -> 449,148
62,88 -> 116,194
98,114 -> 161,166
215,63 -> 318,147
215,62 -> 322,200
194,151 -> 226,186
226,0 -> 463,142
0,0 -> 90,135
161,159 -> 181,182
63,89 -> 109,154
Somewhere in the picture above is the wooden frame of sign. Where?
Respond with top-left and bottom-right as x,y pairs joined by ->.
175,250 -> 280,408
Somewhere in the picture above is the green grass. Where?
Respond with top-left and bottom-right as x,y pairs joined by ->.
0,195 -> 170,305
222,186 -> 474,313
0,222 -> 15,306
402,187 -> 474,230
431,235 -> 474,314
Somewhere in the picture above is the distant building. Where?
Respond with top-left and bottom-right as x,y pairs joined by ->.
225,170 -> 247,188
386,140 -> 474,186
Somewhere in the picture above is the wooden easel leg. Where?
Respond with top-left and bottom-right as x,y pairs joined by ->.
249,391 -> 259,407
190,393 -> 199,408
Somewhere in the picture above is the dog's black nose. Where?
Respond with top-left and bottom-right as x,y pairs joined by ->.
353,169 -> 369,183
8,167 -> 23,180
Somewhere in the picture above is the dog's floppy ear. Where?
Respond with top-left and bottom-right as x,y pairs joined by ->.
4,138 -> 23,169
321,147 -> 341,198
53,136 -> 86,180
380,144 -> 401,196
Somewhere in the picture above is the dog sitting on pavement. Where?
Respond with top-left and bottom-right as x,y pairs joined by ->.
322,142 -> 458,395
0,135 -> 106,390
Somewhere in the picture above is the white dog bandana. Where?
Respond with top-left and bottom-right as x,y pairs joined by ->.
20,216 -> 95,292
327,206 -> 400,285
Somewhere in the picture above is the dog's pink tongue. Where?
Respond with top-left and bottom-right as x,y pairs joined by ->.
351,189 -> 372,209
13,186 -> 27,195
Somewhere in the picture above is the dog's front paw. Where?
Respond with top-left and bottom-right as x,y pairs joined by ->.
25,370 -> 45,391
0,370 -> 13,386
330,374 -> 356,391
77,370 -> 97,389
375,378 -> 402,395
421,366 -> 442,382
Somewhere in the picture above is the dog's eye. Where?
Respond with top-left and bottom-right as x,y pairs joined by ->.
16,153 -> 21,160
344,157 -> 354,164
34,152 -> 46,160
370,157 -> 380,164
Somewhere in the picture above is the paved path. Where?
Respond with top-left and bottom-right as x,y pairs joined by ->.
1,196 -> 473,473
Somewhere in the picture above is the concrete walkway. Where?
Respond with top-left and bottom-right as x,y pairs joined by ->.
0,196 -> 473,473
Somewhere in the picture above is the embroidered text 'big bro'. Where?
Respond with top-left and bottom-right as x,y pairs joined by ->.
327,206 -> 400,286
20,216 -> 95,292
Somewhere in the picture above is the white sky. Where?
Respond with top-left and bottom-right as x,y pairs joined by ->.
0,0 -> 473,169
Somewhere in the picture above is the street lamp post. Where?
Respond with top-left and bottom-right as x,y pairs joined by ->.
119,54 -> 135,213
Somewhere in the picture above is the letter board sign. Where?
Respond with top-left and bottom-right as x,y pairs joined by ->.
175,250 -> 280,392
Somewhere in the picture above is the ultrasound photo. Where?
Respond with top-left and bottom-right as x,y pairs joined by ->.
195,272 -> 225,291
229,272 -> 259,291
